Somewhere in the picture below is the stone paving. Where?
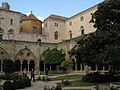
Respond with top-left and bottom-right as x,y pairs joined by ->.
18,81 -> 57,90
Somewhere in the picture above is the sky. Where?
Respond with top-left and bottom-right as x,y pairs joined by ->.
0,0 -> 104,21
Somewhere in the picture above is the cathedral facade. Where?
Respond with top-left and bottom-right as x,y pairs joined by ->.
0,2 -> 105,73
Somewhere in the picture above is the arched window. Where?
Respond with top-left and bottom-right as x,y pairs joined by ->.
8,29 -> 14,39
0,28 -> 4,39
54,31 -> 59,40
80,26 -> 84,35
69,30 -> 72,39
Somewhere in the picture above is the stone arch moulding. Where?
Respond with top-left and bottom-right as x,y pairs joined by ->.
15,47 -> 36,63
0,47 -> 10,61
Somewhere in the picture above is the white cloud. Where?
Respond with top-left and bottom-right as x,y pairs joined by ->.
37,16 -> 44,22
25,12 -> 45,22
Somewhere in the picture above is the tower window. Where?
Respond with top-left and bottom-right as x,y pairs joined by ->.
69,30 -> 72,39
10,19 -> 13,25
80,16 -> 84,21
0,17 -> 4,23
45,23 -> 47,27
55,23 -> 58,27
8,29 -> 14,39
69,21 -> 72,26
33,27 -> 37,34
54,31 -> 58,40
81,29 -> 84,35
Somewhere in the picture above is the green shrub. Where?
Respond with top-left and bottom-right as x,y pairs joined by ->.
0,74 -> 4,79
61,80 -> 70,86
82,72 -> 120,83
3,81 -> 13,90
4,73 -> 12,80
13,74 -> 31,89
23,76 -> 31,87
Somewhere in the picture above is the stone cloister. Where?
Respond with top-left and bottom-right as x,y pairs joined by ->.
0,37 -> 110,73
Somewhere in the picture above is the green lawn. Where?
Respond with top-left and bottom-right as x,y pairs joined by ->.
50,74 -> 84,81
68,80 -> 93,87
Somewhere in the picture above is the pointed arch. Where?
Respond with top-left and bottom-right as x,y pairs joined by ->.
15,48 -> 36,62
0,47 -> 9,61
80,26 -> 84,35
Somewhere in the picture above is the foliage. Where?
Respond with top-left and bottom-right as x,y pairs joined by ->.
44,48 -> 65,65
3,59 -> 15,73
4,73 -> 12,80
91,0 -> 120,32
61,80 -> 70,86
82,72 -> 120,83
13,74 -> 31,89
3,81 -> 13,90
70,0 -> 120,71
61,60 -> 73,70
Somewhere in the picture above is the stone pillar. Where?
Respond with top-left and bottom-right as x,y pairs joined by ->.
28,62 -> 29,72
75,59 -> 77,71
1,62 -> 3,72
80,64 -> 83,71
50,65 -> 51,71
75,63 -> 77,71
20,61 -> 22,72
57,66 -> 59,71
103,66 -> 105,71
96,65 -> 98,71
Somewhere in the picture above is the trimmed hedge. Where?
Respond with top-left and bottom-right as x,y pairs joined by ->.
13,74 -> 31,89
3,81 -> 13,90
82,72 -> 120,83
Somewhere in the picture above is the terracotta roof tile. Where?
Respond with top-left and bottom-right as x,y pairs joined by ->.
49,14 -> 68,20
27,13 -> 39,20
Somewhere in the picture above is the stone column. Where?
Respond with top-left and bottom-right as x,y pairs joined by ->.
1,62 -> 3,72
103,66 -> 105,71
96,65 -> 98,71
75,59 -> 77,71
20,61 -> 22,72
50,65 -> 51,71
28,62 -> 30,72
80,64 -> 83,71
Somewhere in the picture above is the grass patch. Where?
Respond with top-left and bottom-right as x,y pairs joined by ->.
68,80 -> 93,87
50,75 -> 84,81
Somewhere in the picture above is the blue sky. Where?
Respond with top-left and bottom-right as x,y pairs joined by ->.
0,0 -> 104,20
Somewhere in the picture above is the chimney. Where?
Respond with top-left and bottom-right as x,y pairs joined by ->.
2,2 -> 10,10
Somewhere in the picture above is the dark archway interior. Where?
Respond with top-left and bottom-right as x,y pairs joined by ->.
15,60 -> 21,71
29,60 -> 35,71
22,60 -> 28,71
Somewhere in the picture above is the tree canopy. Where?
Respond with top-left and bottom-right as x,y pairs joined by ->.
44,48 -> 65,65
61,60 -> 73,70
70,0 -> 120,70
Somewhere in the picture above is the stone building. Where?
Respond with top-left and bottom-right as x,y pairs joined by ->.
0,2 -> 108,73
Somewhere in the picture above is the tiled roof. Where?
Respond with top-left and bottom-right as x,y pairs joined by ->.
27,13 -> 39,20
48,14 -> 68,20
